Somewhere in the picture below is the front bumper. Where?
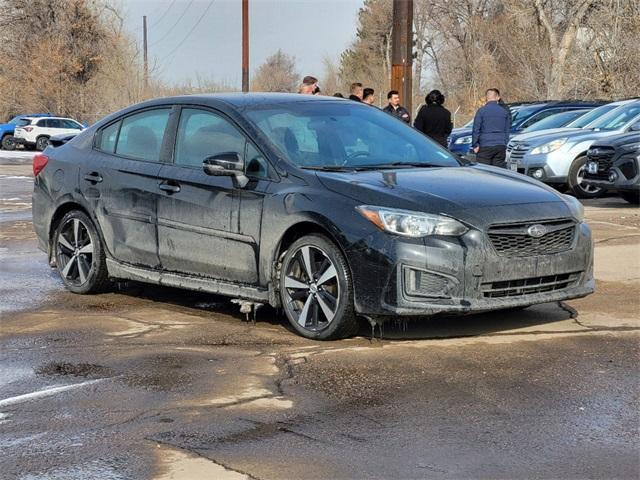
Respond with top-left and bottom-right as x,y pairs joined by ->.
506,147 -> 573,184
347,219 -> 594,317
583,155 -> 640,193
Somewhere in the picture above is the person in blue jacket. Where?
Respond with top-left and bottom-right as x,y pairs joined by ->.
471,88 -> 510,168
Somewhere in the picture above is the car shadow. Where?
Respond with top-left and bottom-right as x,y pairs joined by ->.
115,281 -> 577,342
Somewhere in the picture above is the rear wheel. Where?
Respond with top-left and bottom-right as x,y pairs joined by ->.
35,136 -> 49,151
568,156 -> 605,199
1,135 -> 16,151
619,191 -> 640,205
54,210 -> 109,294
279,235 -> 358,340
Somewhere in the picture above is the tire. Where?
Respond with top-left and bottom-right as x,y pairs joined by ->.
1,135 -> 16,151
619,191 -> 640,205
53,210 -> 109,294
279,234 -> 358,340
568,156 -> 605,199
35,136 -> 49,151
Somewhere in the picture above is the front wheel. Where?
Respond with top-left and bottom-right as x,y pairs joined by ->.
54,210 -> 109,294
279,235 -> 358,340
568,156 -> 605,199
1,135 -> 16,151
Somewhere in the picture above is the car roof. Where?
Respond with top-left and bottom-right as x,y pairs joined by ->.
141,92 -> 346,109
24,116 -> 79,121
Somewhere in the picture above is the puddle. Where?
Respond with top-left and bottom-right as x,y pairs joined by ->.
36,362 -> 113,379
154,445 -> 248,480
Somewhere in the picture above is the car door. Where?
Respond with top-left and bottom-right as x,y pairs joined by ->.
156,106 -> 266,284
79,107 -> 173,267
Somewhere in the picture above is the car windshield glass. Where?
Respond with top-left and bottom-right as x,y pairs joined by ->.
15,119 -> 31,126
521,110 -> 588,133
245,101 -> 461,169
566,104 -> 616,128
510,104 -> 545,124
586,103 -> 640,131
463,119 -> 473,128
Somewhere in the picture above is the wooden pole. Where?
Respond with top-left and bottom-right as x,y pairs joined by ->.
143,15 -> 148,92
242,0 -> 249,92
390,0 -> 413,114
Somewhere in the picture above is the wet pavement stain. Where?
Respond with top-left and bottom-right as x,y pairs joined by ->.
36,362 -> 114,379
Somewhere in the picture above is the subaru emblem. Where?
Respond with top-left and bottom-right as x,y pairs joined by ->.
527,224 -> 547,238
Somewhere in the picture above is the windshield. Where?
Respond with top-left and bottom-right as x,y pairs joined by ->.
8,116 -> 25,125
510,104 -> 546,124
566,104 -> 616,128
245,101 -> 461,169
522,110 -> 589,133
585,103 -> 640,131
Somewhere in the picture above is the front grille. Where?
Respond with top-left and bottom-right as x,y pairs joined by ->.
487,219 -> 576,257
482,272 -> 581,298
507,142 -> 530,161
585,147 -> 616,180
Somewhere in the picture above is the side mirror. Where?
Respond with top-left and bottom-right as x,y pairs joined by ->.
629,122 -> 640,132
203,152 -> 249,188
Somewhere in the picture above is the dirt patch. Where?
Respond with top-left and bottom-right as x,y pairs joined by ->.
36,362 -> 113,378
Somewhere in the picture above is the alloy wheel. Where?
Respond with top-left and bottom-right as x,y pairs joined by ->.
283,245 -> 340,332
576,165 -> 602,195
56,217 -> 95,286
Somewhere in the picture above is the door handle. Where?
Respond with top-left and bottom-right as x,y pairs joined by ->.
83,172 -> 103,183
159,181 -> 181,194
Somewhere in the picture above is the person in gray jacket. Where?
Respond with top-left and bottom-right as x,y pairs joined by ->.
472,88 -> 510,168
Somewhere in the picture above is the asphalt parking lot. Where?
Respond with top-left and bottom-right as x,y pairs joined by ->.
1,151 -> 638,479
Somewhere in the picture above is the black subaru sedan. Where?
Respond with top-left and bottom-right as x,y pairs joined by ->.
32,94 -> 594,339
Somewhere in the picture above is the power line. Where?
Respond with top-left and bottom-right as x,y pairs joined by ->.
150,0 -> 178,28
149,0 -> 196,47
163,0 -> 215,64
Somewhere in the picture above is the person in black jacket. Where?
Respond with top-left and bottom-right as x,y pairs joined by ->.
413,90 -> 453,148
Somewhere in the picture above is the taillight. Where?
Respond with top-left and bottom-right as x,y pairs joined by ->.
33,153 -> 49,177
24,126 -> 34,132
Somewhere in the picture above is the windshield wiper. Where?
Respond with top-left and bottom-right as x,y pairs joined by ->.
301,165 -> 355,172
353,162 -> 443,170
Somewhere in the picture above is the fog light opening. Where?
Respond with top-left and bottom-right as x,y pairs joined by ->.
531,168 -> 544,179
608,171 -> 618,182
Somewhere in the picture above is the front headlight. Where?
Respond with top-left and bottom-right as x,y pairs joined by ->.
622,142 -> 640,152
531,138 -> 568,155
356,206 -> 468,237
454,135 -> 472,145
563,194 -> 584,222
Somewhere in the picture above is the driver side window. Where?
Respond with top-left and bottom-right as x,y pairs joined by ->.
175,108 -> 247,168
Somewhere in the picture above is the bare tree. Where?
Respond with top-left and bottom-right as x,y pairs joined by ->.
251,49 -> 299,93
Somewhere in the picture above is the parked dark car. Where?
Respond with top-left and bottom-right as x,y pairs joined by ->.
32,94 -> 594,340
583,132 -> 640,204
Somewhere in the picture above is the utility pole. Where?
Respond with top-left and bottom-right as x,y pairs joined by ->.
242,0 -> 249,93
390,0 -> 413,115
143,15 -> 149,91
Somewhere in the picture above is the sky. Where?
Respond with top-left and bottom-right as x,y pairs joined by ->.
122,0 -> 363,88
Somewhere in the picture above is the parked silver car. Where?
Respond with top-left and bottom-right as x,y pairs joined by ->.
507,100 -> 640,198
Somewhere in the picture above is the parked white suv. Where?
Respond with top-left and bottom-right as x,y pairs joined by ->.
14,116 -> 84,151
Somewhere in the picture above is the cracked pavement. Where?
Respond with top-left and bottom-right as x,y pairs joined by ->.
1,156 -> 639,479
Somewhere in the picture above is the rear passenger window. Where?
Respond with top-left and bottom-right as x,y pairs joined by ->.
97,121 -> 120,153
174,108 -> 246,168
115,109 -> 170,161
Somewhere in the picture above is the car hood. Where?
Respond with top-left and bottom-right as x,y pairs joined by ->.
512,127 -> 623,146
316,165 -> 570,227
449,127 -> 472,138
510,127 -> 583,143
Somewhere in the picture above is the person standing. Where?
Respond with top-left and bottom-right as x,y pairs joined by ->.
363,88 -> 375,105
382,90 -> 410,123
413,89 -> 452,148
471,88 -> 510,168
348,83 -> 363,102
